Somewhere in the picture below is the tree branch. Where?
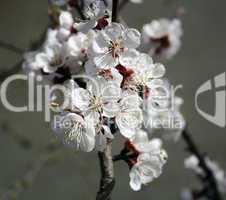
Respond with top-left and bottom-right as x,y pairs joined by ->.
96,141 -> 115,200
112,0 -> 119,22
182,126 -> 222,200
0,41 -> 24,55
0,26 -> 47,82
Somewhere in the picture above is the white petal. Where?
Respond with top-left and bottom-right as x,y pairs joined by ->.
52,113 -> 95,152
59,11 -> 74,29
35,52 -> 49,65
110,67 -> 123,87
75,20 -> 96,33
77,128 -> 95,152
57,27 -> 71,42
66,33 -> 87,56
84,59 -> 98,75
120,91 -> 142,111
116,110 -> 143,139
135,53 -> 153,72
150,63 -> 166,78
104,23 -> 124,41
85,111 -> 100,126
72,88 -> 90,111
138,162 -> 155,184
44,29 -> 58,46
94,53 -> 118,69
101,82 -> 121,102
138,139 -> 163,154
103,101 -> 120,118
149,138 -> 163,150
129,166 -> 142,191
119,49 -> 139,67
184,155 -> 199,170
122,28 -> 141,49
132,130 -> 149,145
92,33 -> 109,54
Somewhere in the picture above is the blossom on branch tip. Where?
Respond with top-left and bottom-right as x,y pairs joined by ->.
141,18 -> 183,59
185,155 -> 226,193
128,130 -> 167,191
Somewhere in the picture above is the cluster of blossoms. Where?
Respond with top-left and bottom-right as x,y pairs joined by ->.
23,0 -> 185,191
184,155 -> 226,194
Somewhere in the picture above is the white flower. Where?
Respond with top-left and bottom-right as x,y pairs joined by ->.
119,51 -> 166,90
129,130 -> 167,191
141,18 -> 182,59
35,42 -> 66,73
89,23 -> 141,69
57,11 -> 74,41
53,112 -> 96,152
115,91 -> 143,139
184,155 -> 226,193
65,31 -> 92,58
23,51 -> 41,73
71,75 -> 122,123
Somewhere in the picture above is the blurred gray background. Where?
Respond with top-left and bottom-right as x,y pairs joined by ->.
0,0 -> 226,199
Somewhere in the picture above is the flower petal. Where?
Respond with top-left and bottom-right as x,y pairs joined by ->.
119,49 -> 139,67
122,28 -> 141,49
103,101 -> 120,118
150,63 -> 166,78
59,11 -> 74,29
92,32 -> 109,54
129,166 -> 142,191
94,53 -> 118,69
104,23 -> 124,41
72,88 -> 90,111
116,110 -> 143,139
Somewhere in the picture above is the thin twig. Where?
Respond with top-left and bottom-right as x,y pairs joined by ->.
182,127 -> 222,200
0,41 -> 24,55
0,26 -> 48,83
112,0 -> 119,22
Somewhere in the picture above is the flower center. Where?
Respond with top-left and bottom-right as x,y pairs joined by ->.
151,35 -> 170,54
90,96 -> 103,111
65,120 -> 85,143
50,54 -> 63,68
109,40 -> 124,58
